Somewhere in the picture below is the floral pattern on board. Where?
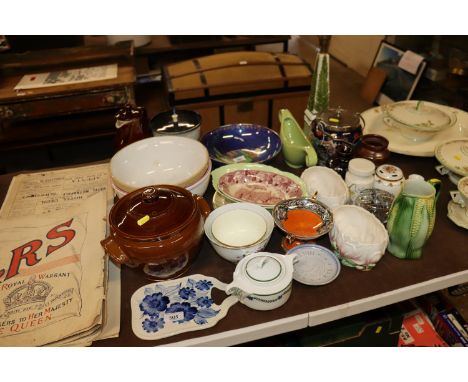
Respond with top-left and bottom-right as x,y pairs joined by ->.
139,278 -> 219,333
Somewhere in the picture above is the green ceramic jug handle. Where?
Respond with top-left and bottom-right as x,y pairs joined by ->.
304,145 -> 318,167
428,178 -> 442,200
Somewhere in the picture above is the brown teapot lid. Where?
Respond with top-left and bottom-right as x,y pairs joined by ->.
109,185 -> 196,239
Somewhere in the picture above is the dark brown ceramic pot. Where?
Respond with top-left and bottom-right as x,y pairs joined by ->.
354,134 -> 390,166
101,185 -> 211,280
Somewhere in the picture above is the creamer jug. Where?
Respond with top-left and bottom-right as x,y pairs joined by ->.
386,174 -> 441,260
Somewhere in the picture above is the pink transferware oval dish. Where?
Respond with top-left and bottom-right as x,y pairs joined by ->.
211,164 -> 308,208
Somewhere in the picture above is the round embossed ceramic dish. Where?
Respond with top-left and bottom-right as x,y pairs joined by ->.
362,103 -> 465,157
435,138 -> 468,177
211,163 -> 308,209
286,244 -> 341,286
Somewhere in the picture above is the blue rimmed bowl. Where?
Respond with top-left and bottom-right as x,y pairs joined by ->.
201,124 -> 282,166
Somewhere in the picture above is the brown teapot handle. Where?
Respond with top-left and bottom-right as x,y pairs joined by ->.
194,194 -> 211,219
101,236 -> 132,265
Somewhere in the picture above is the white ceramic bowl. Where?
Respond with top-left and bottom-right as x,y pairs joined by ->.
329,205 -> 389,270
204,203 -> 274,263
212,209 -> 267,247
111,159 -> 212,198
300,166 -> 349,211
111,136 -> 209,193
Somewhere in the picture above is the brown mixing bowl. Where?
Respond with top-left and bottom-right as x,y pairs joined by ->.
101,185 -> 211,280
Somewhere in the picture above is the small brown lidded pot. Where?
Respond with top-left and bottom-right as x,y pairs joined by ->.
101,185 -> 211,280
354,134 -> 390,166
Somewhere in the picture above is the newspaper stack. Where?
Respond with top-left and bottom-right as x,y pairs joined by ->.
0,164 -> 120,346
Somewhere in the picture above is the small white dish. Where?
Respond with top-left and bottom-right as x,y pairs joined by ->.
300,166 -> 349,211
212,209 -> 267,247
286,244 -> 341,286
447,201 -> 468,230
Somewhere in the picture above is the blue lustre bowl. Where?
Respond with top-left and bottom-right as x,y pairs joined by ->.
201,124 -> 282,166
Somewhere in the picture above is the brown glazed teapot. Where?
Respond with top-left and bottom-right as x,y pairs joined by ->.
101,185 -> 211,280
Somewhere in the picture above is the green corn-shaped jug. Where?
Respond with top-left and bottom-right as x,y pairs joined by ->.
386,174 -> 441,260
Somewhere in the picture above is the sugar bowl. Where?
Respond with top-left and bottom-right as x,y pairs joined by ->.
373,164 -> 405,196
226,252 -> 295,310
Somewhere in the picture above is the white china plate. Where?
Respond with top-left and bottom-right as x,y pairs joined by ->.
362,104 -> 468,157
435,138 -> 468,177
288,244 -> 341,286
447,201 -> 468,230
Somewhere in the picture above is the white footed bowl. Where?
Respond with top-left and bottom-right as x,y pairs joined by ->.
111,136 -> 209,193
329,205 -> 389,270
204,203 -> 274,263
301,166 -> 349,211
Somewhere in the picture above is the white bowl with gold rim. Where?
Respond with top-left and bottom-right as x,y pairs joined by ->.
204,203 -> 274,263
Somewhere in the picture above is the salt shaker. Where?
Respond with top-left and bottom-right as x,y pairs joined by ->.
345,158 -> 376,198
373,164 -> 404,196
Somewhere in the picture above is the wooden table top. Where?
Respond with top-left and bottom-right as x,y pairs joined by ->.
1,151 -> 467,346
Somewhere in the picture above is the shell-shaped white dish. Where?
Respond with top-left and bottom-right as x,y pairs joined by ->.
300,166 -> 349,211
329,205 -> 389,270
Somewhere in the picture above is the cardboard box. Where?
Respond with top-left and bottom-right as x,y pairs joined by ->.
416,292 -> 468,347
398,308 -> 448,347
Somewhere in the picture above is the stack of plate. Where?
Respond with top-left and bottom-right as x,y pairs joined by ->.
110,136 -> 211,198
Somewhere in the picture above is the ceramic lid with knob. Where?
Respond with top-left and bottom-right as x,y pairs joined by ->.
109,185 -> 198,239
375,164 -> 404,182
150,109 -> 201,135
228,252 -> 294,295
348,158 -> 375,177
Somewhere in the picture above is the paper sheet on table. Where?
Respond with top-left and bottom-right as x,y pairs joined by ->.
13,64 -> 118,90
0,163 -> 120,342
0,192 -> 107,346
